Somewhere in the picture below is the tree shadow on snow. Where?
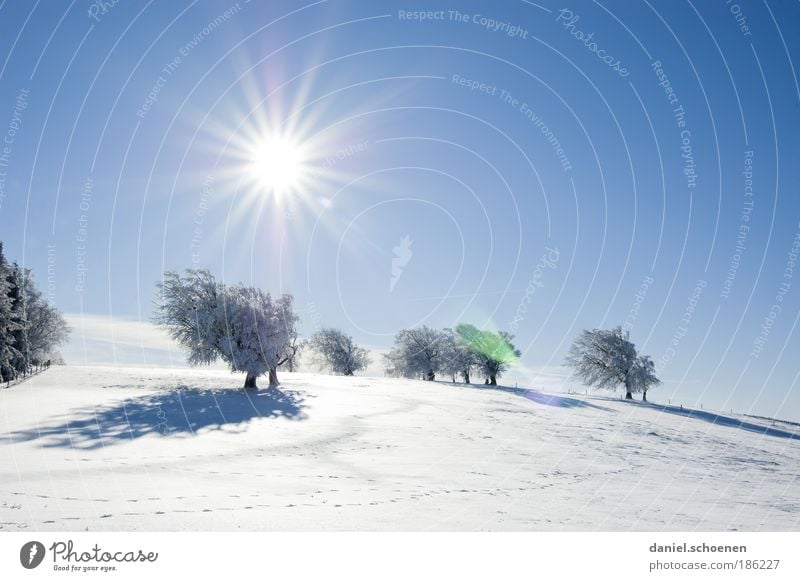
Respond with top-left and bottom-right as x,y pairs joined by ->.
646,403 -> 800,441
443,382 -> 613,412
518,389 -> 613,411
7,386 -> 307,450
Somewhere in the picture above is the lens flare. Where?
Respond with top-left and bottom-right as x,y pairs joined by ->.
456,324 -> 519,364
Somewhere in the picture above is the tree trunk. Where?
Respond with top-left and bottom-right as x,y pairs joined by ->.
490,375 -> 497,386
268,367 -> 280,387
464,372 -> 470,384
624,379 -> 633,399
642,391 -> 647,402
244,373 -> 258,388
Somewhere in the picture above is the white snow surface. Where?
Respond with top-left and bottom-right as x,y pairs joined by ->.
1,365 -> 798,531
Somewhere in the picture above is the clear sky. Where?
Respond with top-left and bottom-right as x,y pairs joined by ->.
1,0 -> 799,420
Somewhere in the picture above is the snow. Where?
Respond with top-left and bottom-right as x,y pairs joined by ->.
1,365 -> 798,531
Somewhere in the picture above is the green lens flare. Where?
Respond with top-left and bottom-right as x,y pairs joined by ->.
456,325 -> 519,364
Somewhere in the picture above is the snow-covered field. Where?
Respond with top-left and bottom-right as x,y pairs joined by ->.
1,366 -> 798,531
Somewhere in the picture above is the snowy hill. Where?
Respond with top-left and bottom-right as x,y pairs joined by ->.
1,366 -> 798,531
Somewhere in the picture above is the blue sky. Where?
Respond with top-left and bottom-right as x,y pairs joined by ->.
1,0 -> 799,420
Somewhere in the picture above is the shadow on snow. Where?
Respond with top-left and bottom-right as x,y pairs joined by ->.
7,386 -> 306,450
441,381 -> 614,412
645,402 -> 800,441
519,389 -> 613,411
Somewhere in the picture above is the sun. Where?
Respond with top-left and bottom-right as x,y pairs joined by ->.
247,135 -> 307,194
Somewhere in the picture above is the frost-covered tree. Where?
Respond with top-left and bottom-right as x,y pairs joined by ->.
276,331 -> 302,373
154,269 -> 222,364
308,328 -> 369,376
629,353 -> 660,401
440,328 -> 478,383
439,331 -> 461,383
386,326 -> 449,380
456,324 -> 520,386
565,326 -> 660,400
154,270 -> 298,388
21,272 -> 69,368
5,263 -> 29,376
0,244 -> 69,383
220,285 -> 298,387
0,245 -> 18,382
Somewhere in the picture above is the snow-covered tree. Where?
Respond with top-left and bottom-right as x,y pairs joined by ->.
219,285 -> 298,387
276,331 -> 302,373
21,272 -> 69,368
266,293 -> 299,383
154,270 -> 298,388
629,353 -> 660,401
5,263 -> 28,376
0,244 -> 70,382
565,326 -> 660,400
308,327 -> 369,376
0,245 -> 18,382
154,269 -> 222,366
440,328 -> 478,383
386,326 -> 449,380
456,324 -> 520,385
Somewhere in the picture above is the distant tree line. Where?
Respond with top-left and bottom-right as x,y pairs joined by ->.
0,243 -> 70,384
384,324 -> 521,386
155,269 -> 661,402
154,269 -> 523,389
